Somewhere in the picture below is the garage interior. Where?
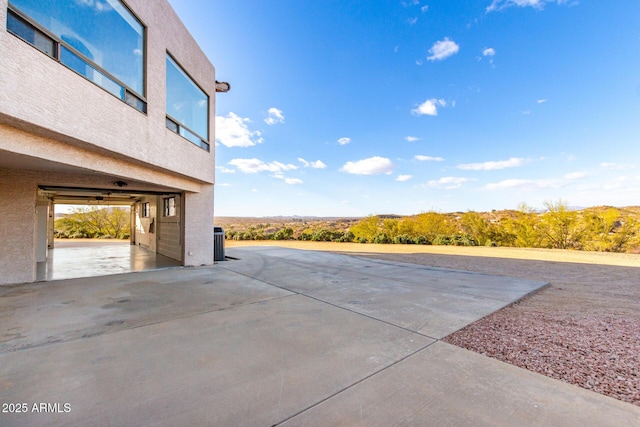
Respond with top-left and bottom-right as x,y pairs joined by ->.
36,185 -> 183,281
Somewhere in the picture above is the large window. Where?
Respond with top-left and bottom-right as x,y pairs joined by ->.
166,54 -> 210,151
7,0 -> 146,112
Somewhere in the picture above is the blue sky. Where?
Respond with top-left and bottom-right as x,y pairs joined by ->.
169,0 -> 640,217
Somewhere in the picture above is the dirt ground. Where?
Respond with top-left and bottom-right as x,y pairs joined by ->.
227,241 -> 640,406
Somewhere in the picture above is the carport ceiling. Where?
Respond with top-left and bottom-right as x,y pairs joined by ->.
39,186 -> 177,206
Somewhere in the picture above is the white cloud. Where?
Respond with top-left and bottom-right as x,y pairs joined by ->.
412,98 -> 447,116
427,38 -> 459,61
600,162 -> 636,171
405,136 -> 420,142
338,137 -> 351,145
284,178 -> 303,185
421,5 -> 429,12
484,178 -> 563,191
298,158 -> 327,169
600,175 -> 640,191
486,0 -> 571,12
216,166 -> 235,174
396,174 -> 413,182
215,113 -> 263,147
564,171 -> 587,180
457,157 -> 526,171
415,155 -> 444,162
264,107 -> 285,125
426,176 -> 470,189
482,47 -> 496,56
76,0 -> 112,13
340,156 -> 394,175
229,158 -> 298,174
407,17 -> 418,25
537,99 -> 548,103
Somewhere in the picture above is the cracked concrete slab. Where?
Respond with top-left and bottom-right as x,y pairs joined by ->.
1,294 -> 431,427
0,266 -> 292,353
2,246 -> 636,426
281,341 -> 640,427
223,247 -> 548,338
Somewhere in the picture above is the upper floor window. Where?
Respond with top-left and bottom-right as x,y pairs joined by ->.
7,0 -> 146,112
166,54 -> 210,151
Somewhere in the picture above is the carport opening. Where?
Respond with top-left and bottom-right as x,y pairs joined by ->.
37,186 -> 183,281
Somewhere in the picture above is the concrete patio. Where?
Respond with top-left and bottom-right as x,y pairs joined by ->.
1,247 -> 638,426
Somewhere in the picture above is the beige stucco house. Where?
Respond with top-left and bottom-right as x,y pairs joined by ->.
0,0 -> 225,285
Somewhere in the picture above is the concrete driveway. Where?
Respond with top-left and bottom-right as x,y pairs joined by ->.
1,247 -> 638,426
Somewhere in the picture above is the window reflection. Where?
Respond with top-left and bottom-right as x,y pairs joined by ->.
9,0 -> 144,97
6,10 -> 54,56
166,54 -> 209,146
60,46 -> 124,99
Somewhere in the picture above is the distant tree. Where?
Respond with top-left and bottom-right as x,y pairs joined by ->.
55,206 -> 130,239
505,203 -> 543,248
460,211 -> 493,246
273,227 -> 294,240
349,216 -> 381,243
540,200 -> 583,249
413,212 -> 455,242
581,208 -> 635,252
382,218 -> 399,240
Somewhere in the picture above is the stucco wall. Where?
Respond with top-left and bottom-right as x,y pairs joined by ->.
0,0 -> 217,284
0,169 -> 37,285
0,0 -> 216,185
184,185 -> 215,266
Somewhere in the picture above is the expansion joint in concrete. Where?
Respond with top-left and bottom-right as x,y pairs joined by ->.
271,340 -> 438,426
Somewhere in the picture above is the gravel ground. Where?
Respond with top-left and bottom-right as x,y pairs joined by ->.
228,241 -> 640,406
351,251 -> 640,407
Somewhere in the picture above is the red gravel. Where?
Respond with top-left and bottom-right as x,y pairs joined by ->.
349,251 -> 640,407
443,310 -> 640,406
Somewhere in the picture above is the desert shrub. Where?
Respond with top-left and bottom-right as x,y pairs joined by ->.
337,231 -> 355,242
580,208 -> 637,252
540,200 -> 583,249
415,235 -> 430,245
54,229 -> 68,239
372,233 -> 392,244
433,235 -> 452,245
393,234 -> 415,244
311,229 -> 334,241
349,216 -> 381,242
452,234 -> 478,246
504,203 -> 544,248
273,227 -> 294,240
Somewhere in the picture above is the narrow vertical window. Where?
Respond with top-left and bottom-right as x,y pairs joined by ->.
163,197 -> 176,217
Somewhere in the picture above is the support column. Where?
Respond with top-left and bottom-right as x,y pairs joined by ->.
0,169 -> 37,285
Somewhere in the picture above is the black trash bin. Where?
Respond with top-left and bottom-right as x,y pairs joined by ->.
214,226 -> 225,261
